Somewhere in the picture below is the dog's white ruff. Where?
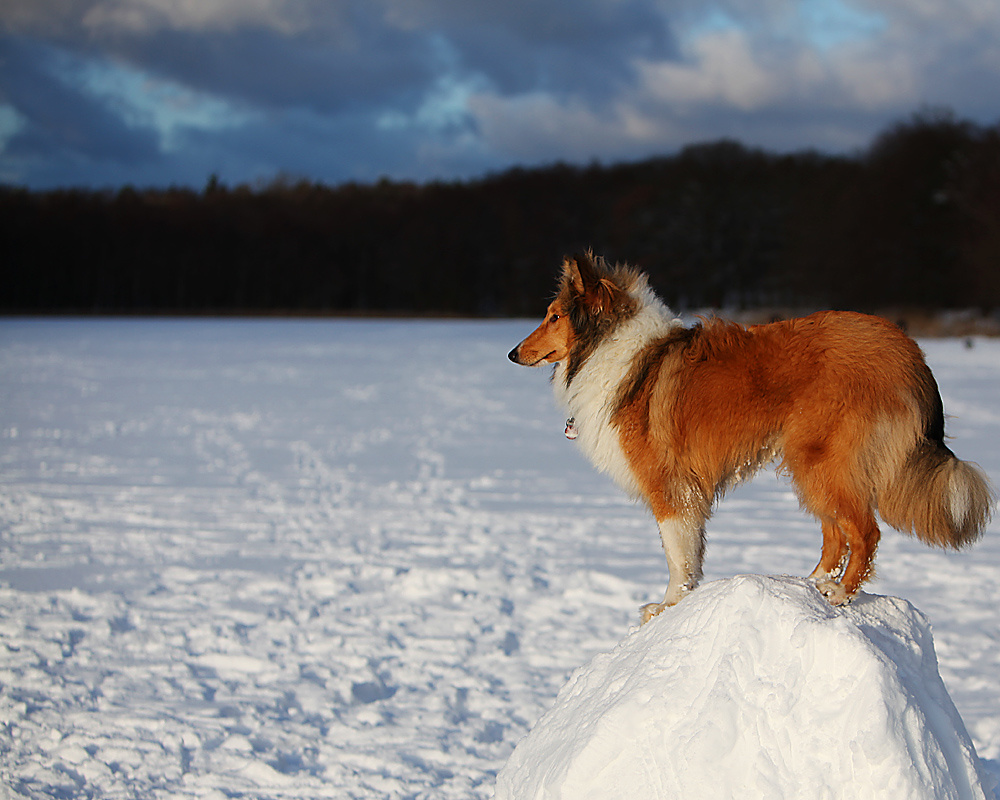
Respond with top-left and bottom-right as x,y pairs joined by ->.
552,285 -> 681,500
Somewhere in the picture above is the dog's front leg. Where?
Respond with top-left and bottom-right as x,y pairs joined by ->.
640,516 -> 706,624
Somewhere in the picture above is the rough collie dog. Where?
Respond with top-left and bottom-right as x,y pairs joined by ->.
509,253 -> 995,623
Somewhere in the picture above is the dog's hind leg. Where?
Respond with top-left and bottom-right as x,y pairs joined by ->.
788,446 -> 875,605
640,516 -> 706,624
814,506 -> 880,605
809,517 -> 848,583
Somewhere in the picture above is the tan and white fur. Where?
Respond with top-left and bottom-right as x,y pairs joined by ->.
509,253 -> 995,623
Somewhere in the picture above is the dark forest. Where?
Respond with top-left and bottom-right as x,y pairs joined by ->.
3,110 -> 999,318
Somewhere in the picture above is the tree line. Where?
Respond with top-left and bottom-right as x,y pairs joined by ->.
3,109 -> 999,317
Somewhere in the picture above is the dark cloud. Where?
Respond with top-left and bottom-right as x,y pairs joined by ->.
103,18 -> 439,115
424,0 -> 678,98
0,34 -> 160,164
179,105 -> 496,186
27,0 -> 677,113
1,0 -> 999,189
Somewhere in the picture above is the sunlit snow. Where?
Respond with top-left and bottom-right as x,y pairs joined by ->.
0,319 -> 997,798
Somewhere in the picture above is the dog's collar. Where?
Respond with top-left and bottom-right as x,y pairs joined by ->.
564,417 -> 578,440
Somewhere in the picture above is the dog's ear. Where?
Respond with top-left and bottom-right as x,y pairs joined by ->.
562,251 -> 604,295
561,256 -> 587,298
575,251 -> 603,292
561,252 -> 630,316
576,252 -> 625,316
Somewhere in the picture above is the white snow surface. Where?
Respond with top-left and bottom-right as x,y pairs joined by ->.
496,574 -> 994,800
0,319 -> 998,799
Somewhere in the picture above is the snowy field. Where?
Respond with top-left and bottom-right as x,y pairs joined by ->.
0,318 -> 998,799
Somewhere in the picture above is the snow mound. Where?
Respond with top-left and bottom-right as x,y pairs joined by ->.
495,575 -> 996,800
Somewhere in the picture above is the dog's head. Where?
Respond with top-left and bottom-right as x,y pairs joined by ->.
508,252 -> 639,370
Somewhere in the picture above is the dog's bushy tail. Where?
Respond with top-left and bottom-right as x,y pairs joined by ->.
876,358 -> 995,548
879,440 -> 994,548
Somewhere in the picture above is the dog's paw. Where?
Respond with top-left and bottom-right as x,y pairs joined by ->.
641,581 -> 700,623
815,578 -> 852,606
639,602 -> 667,625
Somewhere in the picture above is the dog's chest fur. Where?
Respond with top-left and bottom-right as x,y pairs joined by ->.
553,300 -> 681,499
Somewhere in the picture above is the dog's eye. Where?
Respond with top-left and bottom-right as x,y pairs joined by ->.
549,314 -> 561,323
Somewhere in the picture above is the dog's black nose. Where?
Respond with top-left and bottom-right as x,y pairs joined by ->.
508,347 -> 520,363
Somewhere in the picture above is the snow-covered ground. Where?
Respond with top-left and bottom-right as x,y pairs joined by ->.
0,318 -> 997,799
496,575 -> 995,800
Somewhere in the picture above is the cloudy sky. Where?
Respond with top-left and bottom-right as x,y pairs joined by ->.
1,0 -> 999,190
